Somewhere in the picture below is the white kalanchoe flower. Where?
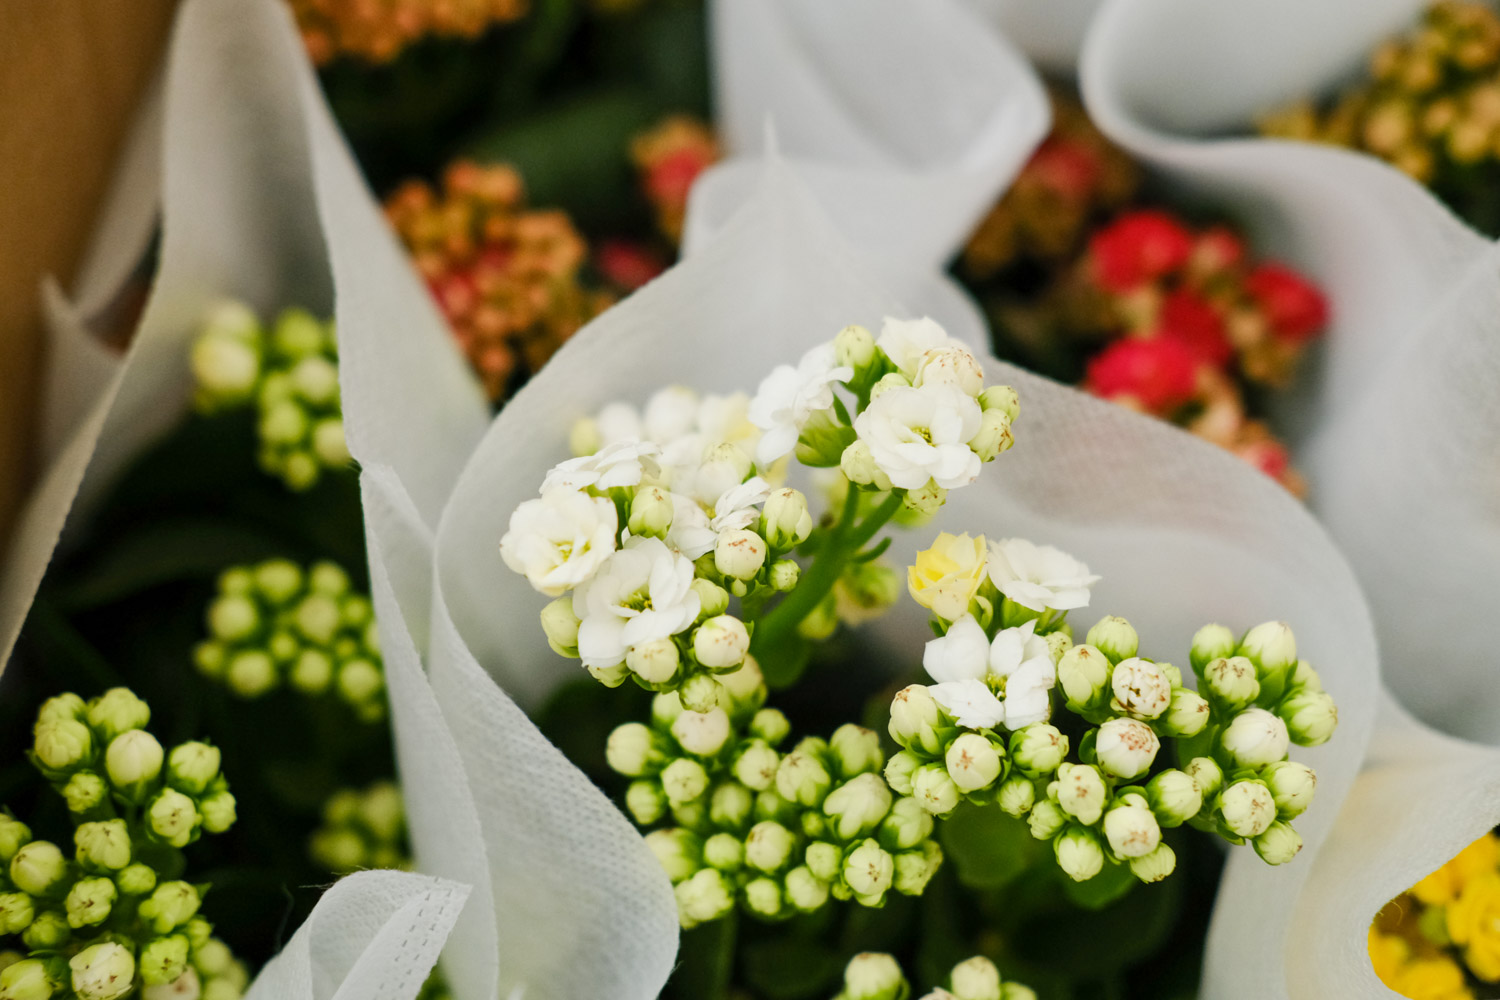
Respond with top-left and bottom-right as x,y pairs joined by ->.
573,538 -> 700,670
543,438 -> 662,492
945,733 -> 1003,793
987,538 -> 1099,613
1102,800 -> 1162,859
1220,707 -> 1291,768
748,342 -> 852,465
1094,717 -> 1160,780
928,679 -> 1006,731
665,493 -> 716,559
709,477 -> 773,534
1109,658 -> 1173,720
923,617 -> 1057,730
593,402 -> 645,448
914,345 -> 985,398
500,490 -> 620,597
853,385 -> 983,491
642,386 -> 701,444
876,316 -> 965,381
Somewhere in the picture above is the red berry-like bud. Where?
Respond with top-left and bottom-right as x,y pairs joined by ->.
1089,209 -> 1194,293
1244,263 -> 1328,343
1158,289 -> 1233,366
1086,336 -> 1201,415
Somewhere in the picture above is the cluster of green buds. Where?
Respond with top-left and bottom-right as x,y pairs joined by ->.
189,301 -> 350,491
309,782 -> 409,875
831,951 -> 1035,1000
193,559 -> 386,721
1,690 -> 245,1000
609,661 -> 942,927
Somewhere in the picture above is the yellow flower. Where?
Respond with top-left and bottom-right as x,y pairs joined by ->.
1449,870 -> 1500,981
907,533 -> 988,622
1370,926 -> 1476,1000
1370,926 -> 1412,987
1412,833 -> 1500,906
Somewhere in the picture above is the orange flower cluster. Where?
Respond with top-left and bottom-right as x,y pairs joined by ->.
385,160 -> 613,402
631,115 -> 721,245
290,0 -> 528,65
963,88 -> 1140,280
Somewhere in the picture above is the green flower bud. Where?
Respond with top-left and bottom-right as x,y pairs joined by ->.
628,487 -> 675,539
272,308 -> 325,357
1053,763 -> 1107,826
745,822 -> 796,874
840,952 -> 906,1000
950,956 -> 1003,1000
646,828 -> 702,883
769,560 -> 800,592
702,833 -> 743,872
829,725 -> 883,779
997,775 -> 1037,817
743,877 -> 785,919
1287,660 -> 1322,694
784,866 -> 829,913
62,773 -> 107,815
206,594 -> 260,644
1006,724 -> 1066,778
893,840 -> 943,896
1045,630 -> 1074,663
1279,690 -> 1338,746
1027,799 -> 1068,841
678,673 -> 723,715
105,729 -> 164,800
624,781 -> 666,826
967,408 -> 1014,463
690,579 -> 731,619
182,916 -> 213,952
116,864 -> 157,897
0,893 -> 32,935
979,384 -> 1020,420
63,878 -> 115,929
1102,802 -> 1161,859
288,649 -> 333,694
140,881 -> 201,935
147,790 -> 200,848
912,763 -> 961,817
1094,717 -> 1159,780
883,750 -> 921,796
1261,760 -> 1317,819
801,811 -> 828,840
835,324 -> 878,371
626,638 -> 681,685
844,839 -> 895,904
839,440 -> 892,490
750,708 -> 791,746
1086,616 -> 1138,662
775,750 -> 832,808
587,662 -> 630,688
806,842 -> 841,883
901,482 -> 947,519
879,796 -> 934,852
10,841 -> 66,896
86,689 -> 151,742
717,656 -> 766,707
1219,780 -> 1277,839
75,820 -> 131,871
194,938 -> 235,978
606,723 -> 662,778
226,651 -> 278,697
539,598 -> 581,658
70,942 -> 135,1000
1057,644 -> 1111,709
33,720 -> 93,776
309,828 -> 365,873
1203,657 -> 1260,709
693,616 -> 750,671
672,709 -> 732,757
709,783 -> 754,831
715,529 -> 768,581
1190,624 -> 1236,673
1129,842 -> 1178,883
1253,821 -> 1303,866
336,659 -> 384,711
37,693 -> 86,725
824,774 -> 894,841
870,373 -> 908,399
1184,756 -> 1224,801
888,685 -> 945,756
167,743 -> 221,796
1221,707 -> 1291,769
1054,825 -> 1105,882
1109,658 -> 1172,720
21,910 -> 69,950
193,642 -> 226,679
674,869 -> 734,929
139,934 -> 190,988
198,791 -> 237,835
661,759 -> 710,806
254,559 -> 303,604
761,489 -> 813,550
946,733 -> 1003,793
795,408 -> 857,468
0,817 -> 28,865
1146,770 -> 1203,827
1160,687 -> 1210,738
733,741 -> 781,792
0,958 -> 58,1000
1239,621 -> 1297,674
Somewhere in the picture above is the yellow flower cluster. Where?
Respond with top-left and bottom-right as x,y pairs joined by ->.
289,0 -> 529,65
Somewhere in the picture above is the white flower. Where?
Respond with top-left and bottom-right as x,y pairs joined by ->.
542,439 -> 662,492
594,402 -> 644,447
500,491 -> 619,596
922,615 -> 991,684
710,477 -> 772,533
913,345 -> 984,397
574,537 -> 701,670
876,316 -> 962,380
923,617 -> 1057,730
642,386 -> 701,443
929,677 -> 1005,730
986,538 -> 1100,612
852,385 -> 983,491
748,343 -> 852,464
665,492 -> 716,559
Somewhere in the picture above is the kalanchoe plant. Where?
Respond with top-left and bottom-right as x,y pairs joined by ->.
0,689 -> 246,1000
190,301 -> 350,491
831,950 -> 1036,1000
308,781 -> 409,876
193,559 -> 386,721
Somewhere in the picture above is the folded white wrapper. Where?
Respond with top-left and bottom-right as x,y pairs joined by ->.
1080,2 -> 1500,996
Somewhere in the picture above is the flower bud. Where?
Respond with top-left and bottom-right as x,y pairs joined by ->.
828,725 -> 883,779
1182,756 -> 1223,803
661,759 -> 710,806
1103,802 -> 1162,859
21,911 -> 69,950
626,638 -> 681,685
192,329 -> 260,405
708,783 -> 753,832
693,616 -> 750,670
1129,842 -> 1178,883
1239,621 -> 1297,674
1279,690 -> 1338,746
1109,658 -> 1172,720
70,942 -> 135,1000
1054,826 -> 1105,882
1190,624 -> 1236,672
62,773 -> 107,815
1057,645 -> 1111,709
841,952 -> 906,1000
844,839 -> 895,903
672,708 -> 732,757
569,417 -> 599,457
893,841 -> 943,896
1,958 -> 61,1000
0,817 -> 28,865
824,774 -> 894,841
1146,770 -> 1203,827
691,578 -> 731,619
883,750 -> 921,796
1086,616 -> 1139,662
37,693 -> 87,725
801,842 -> 839,884
1261,760 -> 1317,819
1203,657 -> 1260,709
762,489 -> 813,550
626,781 -> 667,826
1027,799 -> 1068,840
835,324 -> 878,371
750,707 -> 791,746
912,764 -> 961,817
1008,724 -> 1067,777
879,796 -> 934,851
198,791 -> 236,835
63,878 -> 115,929
605,723 -> 662,777
901,481 -> 947,519
115,865 -> 157,900
1287,659 -> 1322,694
950,956 -> 1003,1000
628,486 -> 675,539
784,866 -> 830,913
74,820 -> 131,872
1253,820 -> 1303,866
539,598 -> 581,657
1160,688 -> 1210,738
144,969 -> 201,1000
715,529 -> 768,581
795,408 -> 858,468
1219,780 -> 1277,839
166,742 -> 221,796
979,384 -> 1021,421
768,559 -> 801,592
967,409 -> 1014,462
776,750 -> 832,808
733,741 -> 781,792
997,776 -> 1037,817
0,893 -> 32,935
745,821 -> 796,874
138,934 -> 190,988
225,651 -> 278,697
702,832 -> 744,872
1054,763 -> 1107,826
888,685 -> 945,755
840,441 -> 892,491
148,789 -> 201,848
946,733 -> 1004,793
140,881 -> 201,935
10,841 -> 66,896
678,673 -> 723,715
743,877 -> 785,919
645,829 -> 701,883
1094,717 -> 1159,780
1221,707 -> 1291,768
33,720 -> 93,776
86,689 -> 151,742
675,868 -> 735,928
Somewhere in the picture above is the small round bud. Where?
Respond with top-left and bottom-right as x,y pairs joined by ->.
1057,645 -> 1110,709
693,616 -> 750,670
1108,658 -> 1171,720
148,789 -> 200,848
661,759 -> 710,806
1221,707 -> 1291,768
1288,660 -> 1322,694
1190,624 -> 1236,672
1103,802 -> 1162,859
1219,780 -> 1277,839
21,911 -> 69,950
1146,770 -> 1203,827
1239,621 -> 1297,674
625,781 -> 667,826
1203,657 -> 1260,709
539,598 -> 581,657
1094,718 -> 1159,780
167,742 -> 221,796
1279,690 -> 1338,746
768,559 -> 800,592
1183,759 -> 1224,805
33,720 -> 93,775
674,867 -> 735,929
86,689 -> 151,742
892,841 -> 943,896
140,881 -> 202,934
64,878 -> 116,929
979,384 -> 1020,421
1261,760 -> 1317,819
626,638 -> 681,685
1009,724 -> 1068,776
715,529 -> 768,581
104,729 -> 164,799
1129,842 -> 1178,883
0,816 -> 29,865
198,791 -> 237,834
844,839 -> 895,902
1054,763 -> 1107,826
644,829 -> 701,883
1,958 -> 61,1000
70,942 -> 135,1000
74,820 -> 131,871
912,763 -> 962,817
1086,616 -> 1139,662
10,841 -> 67,896
37,693 -> 87,724
672,708 -> 732,757
824,774 -> 894,841
690,579 -> 730,619
840,440 -> 892,490
762,489 -> 813,550
605,723 -> 661,777
745,821 -> 796,874
776,751 -> 832,808
138,935 -> 190,988
1027,799 -> 1068,840
841,951 -> 906,1000
997,775 -> 1037,817
784,866 -> 830,913
743,877 -> 785,918
1054,826 -> 1105,882
733,741 -> 781,791
0,893 -> 33,935
888,685 -> 945,755
834,324 -> 878,371
968,408 -> 1014,462
945,733 -> 1003,793
829,725 -> 883,778
950,956 -> 1003,1000
901,482 -> 947,518
883,750 -> 921,796
1160,687 -> 1211,738
207,594 -> 260,643
62,772 -> 108,814
226,651 -> 278,697
879,796 -> 934,851
1253,821 -> 1303,865
702,833 -> 744,872
709,782 -> 754,831
805,842 -> 841,882
628,487 -> 675,539
750,708 -> 791,746
144,969 -> 201,1000
115,864 -> 157,896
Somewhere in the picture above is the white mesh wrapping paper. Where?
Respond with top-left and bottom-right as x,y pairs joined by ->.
1080,3 -> 1500,996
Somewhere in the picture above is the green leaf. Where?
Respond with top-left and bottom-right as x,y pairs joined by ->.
1012,868 -> 1185,979
739,936 -> 843,1000
939,804 -> 1045,891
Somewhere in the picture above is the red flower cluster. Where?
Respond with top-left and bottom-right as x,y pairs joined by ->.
385,160 -> 614,402
291,0 -> 528,65
630,116 -> 721,245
